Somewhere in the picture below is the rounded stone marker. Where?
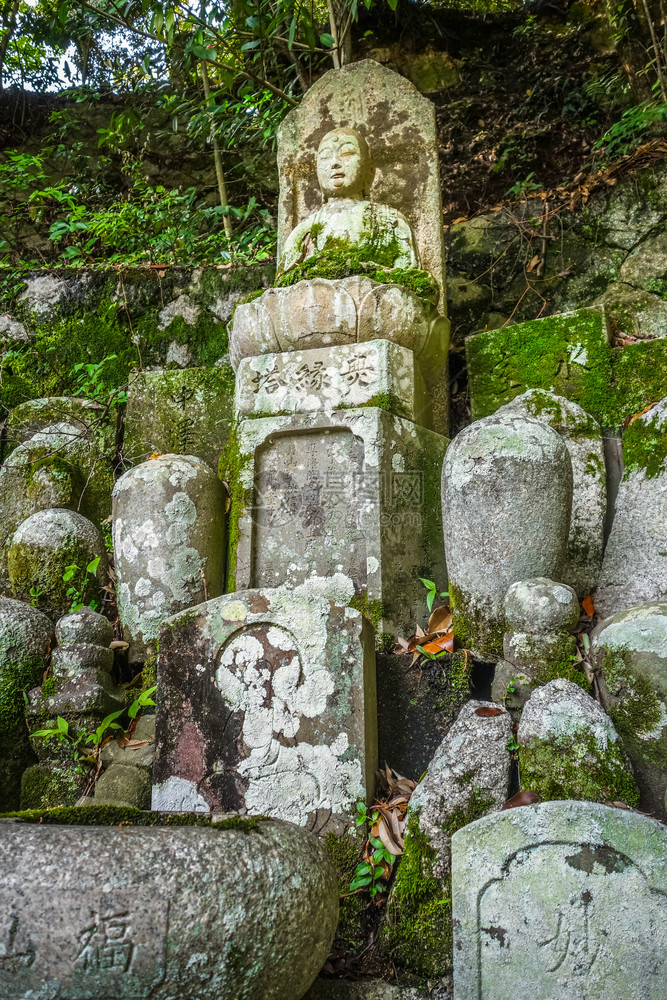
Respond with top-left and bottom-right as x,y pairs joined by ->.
0,815 -> 338,1000
112,454 -> 226,661
442,412 -> 573,660
504,577 -> 579,633
7,508 -> 106,620
55,605 -> 114,647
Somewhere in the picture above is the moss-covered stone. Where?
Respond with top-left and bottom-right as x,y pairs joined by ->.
467,308 -> 667,430
217,422 -> 253,593
449,582 -> 504,661
0,804 -> 262,829
123,364 -> 236,469
277,245 -> 439,306
324,831 -> 365,948
380,791 -> 492,978
519,727 -> 639,806
602,648 -> 667,772
621,403 -> 667,480
20,761 -> 83,810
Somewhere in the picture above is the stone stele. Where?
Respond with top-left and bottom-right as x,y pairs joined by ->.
0,816 -> 338,1000
152,587 -> 377,834
123,365 -> 235,469
276,59 -> 446,307
451,800 -> 667,1000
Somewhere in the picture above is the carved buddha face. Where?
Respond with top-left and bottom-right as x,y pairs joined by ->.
316,128 -> 374,201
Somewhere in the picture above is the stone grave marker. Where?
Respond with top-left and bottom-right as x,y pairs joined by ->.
452,800 -> 667,1000
123,365 -> 235,469
152,587 -> 377,834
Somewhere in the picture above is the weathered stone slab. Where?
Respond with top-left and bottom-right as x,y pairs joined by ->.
123,365 -> 235,469
466,307 -> 612,422
152,588 -> 376,833
452,800 -> 667,1000
235,340 -> 430,426
592,602 -> 667,817
596,397 -> 667,617
442,411 -> 572,660
0,815 -> 338,1000
277,60 -> 447,308
499,391 -> 606,597
226,409 -> 448,640
112,454 -> 226,662
4,396 -> 117,460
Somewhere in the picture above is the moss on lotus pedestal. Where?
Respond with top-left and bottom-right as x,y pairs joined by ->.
519,727 -> 640,806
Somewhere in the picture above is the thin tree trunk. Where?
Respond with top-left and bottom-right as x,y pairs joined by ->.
640,0 -> 667,98
325,0 -> 340,69
0,0 -> 20,91
200,59 -> 233,241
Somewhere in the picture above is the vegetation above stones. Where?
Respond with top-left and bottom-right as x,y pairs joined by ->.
0,804 -> 261,830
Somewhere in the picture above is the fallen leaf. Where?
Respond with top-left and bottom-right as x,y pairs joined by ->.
501,790 -> 540,810
149,452 -> 163,459
526,253 -> 540,273
581,595 -> 595,617
420,631 -> 454,655
428,605 -> 452,634
109,640 -> 130,650
627,401 -> 658,426
452,216 -> 467,224
474,706 -> 506,717
125,738 -> 151,749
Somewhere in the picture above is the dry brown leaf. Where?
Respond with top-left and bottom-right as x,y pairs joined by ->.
109,640 -> 130,650
581,595 -> 595,617
627,402 -> 658,427
149,452 -> 163,460
501,790 -> 540,810
125,738 -> 151,749
526,254 -> 540,273
474,706 -> 506,717
428,605 -> 452,634
420,631 -> 454,655
452,216 -> 467,224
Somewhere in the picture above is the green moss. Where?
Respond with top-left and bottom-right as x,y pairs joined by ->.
275,225 -> 439,306
325,831 -> 365,947
603,648 -> 667,769
380,810 -> 452,978
217,422 -> 253,593
519,727 -> 639,806
621,407 -> 667,479
338,392 -> 410,418
381,792 -> 491,978
7,537 -> 103,618
466,310 -> 667,430
0,804 -> 262,830
441,786 -> 494,836
19,762 -> 82,810
0,632 -> 50,736
348,593 -> 386,644
449,583 -> 503,661
431,649 -> 473,715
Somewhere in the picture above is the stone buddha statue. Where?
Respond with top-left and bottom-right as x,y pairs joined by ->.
229,126 -> 448,383
278,128 -> 419,279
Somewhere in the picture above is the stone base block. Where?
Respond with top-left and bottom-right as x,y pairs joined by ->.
152,587 -> 377,834
225,408 -> 448,641
235,339 -> 431,427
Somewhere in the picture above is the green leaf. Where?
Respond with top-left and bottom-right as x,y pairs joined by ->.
56,716 -> 69,735
350,875 -> 372,890
320,32 -> 335,47
86,557 -> 101,575
288,14 -> 297,49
